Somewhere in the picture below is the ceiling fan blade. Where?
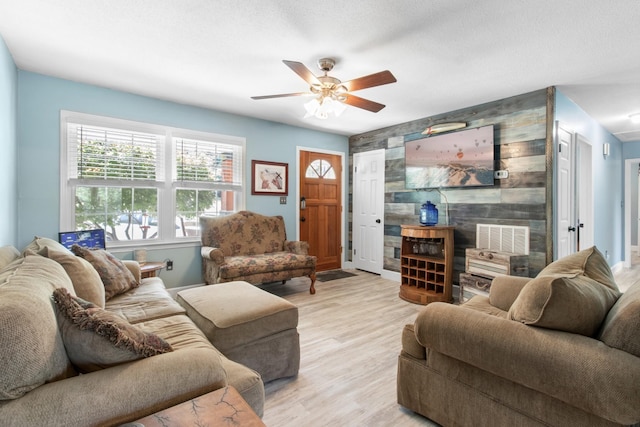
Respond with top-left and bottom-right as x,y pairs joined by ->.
251,92 -> 311,100
283,60 -> 321,86
343,94 -> 386,113
341,70 -> 397,92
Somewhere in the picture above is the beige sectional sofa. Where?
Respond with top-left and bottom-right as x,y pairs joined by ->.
0,237 -> 264,426
398,247 -> 640,426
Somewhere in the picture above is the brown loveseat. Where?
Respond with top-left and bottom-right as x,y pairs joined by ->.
397,247 -> 640,427
0,237 -> 264,426
200,211 -> 317,293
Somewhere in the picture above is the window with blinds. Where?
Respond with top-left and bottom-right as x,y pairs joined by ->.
61,111 -> 245,245
67,124 -> 162,184
174,137 -> 241,186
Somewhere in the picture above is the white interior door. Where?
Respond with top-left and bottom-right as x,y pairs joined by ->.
624,158 -> 640,267
352,149 -> 385,274
576,135 -> 594,250
556,123 -> 575,260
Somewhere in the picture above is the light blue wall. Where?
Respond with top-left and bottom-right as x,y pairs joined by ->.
555,90 -> 624,265
0,36 -> 17,247
17,71 -> 348,287
623,141 -> 640,247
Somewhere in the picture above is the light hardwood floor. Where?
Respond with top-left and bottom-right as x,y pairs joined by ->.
259,263 -> 639,427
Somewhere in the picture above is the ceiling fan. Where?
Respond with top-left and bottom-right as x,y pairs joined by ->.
251,58 -> 397,118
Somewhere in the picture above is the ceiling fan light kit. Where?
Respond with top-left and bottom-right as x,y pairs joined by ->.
251,58 -> 397,119
304,96 -> 347,120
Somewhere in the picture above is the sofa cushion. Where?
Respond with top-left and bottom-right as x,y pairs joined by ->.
105,277 -> 187,324
0,255 -> 75,400
537,246 -> 618,291
200,211 -> 286,256
0,245 -> 20,269
39,246 -> 106,308
220,252 -> 316,279
508,274 -> 620,336
597,281 -> 640,357
71,245 -> 139,300
22,236 -> 71,255
52,288 -> 172,373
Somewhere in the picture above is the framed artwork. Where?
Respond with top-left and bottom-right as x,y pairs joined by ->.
251,160 -> 288,195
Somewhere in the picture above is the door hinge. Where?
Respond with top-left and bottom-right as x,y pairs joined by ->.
355,166 -> 357,173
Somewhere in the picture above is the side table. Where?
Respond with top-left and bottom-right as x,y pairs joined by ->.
140,261 -> 166,278
131,386 -> 265,426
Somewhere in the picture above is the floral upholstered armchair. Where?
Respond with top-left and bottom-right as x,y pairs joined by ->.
200,211 -> 317,294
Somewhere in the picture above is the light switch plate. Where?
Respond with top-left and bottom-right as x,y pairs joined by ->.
280,196 -> 287,204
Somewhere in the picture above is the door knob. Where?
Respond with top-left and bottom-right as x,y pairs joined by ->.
300,217 -> 306,222
375,219 -> 381,223
568,226 -> 576,232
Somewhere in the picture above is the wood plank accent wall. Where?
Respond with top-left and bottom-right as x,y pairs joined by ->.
348,88 -> 554,280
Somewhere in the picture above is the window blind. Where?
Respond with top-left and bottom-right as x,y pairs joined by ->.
174,137 -> 242,186
67,123 -> 163,183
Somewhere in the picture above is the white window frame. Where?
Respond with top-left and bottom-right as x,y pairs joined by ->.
60,110 -> 246,249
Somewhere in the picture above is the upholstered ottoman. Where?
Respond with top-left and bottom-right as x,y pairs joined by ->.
176,281 -> 300,383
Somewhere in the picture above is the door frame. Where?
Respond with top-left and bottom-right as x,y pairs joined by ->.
296,146 -> 346,267
624,157 -> 640,268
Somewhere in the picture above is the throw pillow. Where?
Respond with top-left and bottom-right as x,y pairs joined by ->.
22,236 -> 71,256
38,246 -> 106,308
597,282 -> 640,357
52,288 -> 172,373
537,246 -> 618,291
508,274 -> 621,336
71,245 -> 139,300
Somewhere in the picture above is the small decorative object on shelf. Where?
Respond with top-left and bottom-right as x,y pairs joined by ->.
420,201 -> 438,226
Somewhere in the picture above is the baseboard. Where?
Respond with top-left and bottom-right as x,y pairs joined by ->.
342,262 -> 401,283
382,269 -> 400,282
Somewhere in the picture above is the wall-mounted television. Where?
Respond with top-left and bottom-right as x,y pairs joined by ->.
405,124 -> 495,189
58,228 -> 106,250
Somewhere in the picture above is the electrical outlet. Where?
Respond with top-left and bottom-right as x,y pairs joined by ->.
166,260 -> 173,271
494,170 -> 509,179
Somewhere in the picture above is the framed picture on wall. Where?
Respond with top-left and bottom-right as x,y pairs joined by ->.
251,160 -> 288,195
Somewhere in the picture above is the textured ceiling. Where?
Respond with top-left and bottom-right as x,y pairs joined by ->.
1,0 -> 639,140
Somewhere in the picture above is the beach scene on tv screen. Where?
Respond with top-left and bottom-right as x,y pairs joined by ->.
405,125 -> 494,189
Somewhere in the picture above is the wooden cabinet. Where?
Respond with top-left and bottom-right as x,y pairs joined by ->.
399,225 -> 454,305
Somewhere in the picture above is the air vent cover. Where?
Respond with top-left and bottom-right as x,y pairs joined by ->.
476,224 -> 529,255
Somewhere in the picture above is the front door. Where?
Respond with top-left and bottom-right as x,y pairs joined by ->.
299,150 -> 342,271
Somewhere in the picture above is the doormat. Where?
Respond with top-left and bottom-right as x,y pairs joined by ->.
316,270 -> 358,282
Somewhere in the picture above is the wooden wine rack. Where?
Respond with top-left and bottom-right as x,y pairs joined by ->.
399,225 -> 454,305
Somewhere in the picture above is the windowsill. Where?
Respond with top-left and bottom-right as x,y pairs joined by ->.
106,238 -> 201,253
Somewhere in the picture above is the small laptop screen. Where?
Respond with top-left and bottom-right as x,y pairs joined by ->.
58,229 -> 106,250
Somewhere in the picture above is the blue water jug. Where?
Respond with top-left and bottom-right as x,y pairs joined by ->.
420,201 -> 438,226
